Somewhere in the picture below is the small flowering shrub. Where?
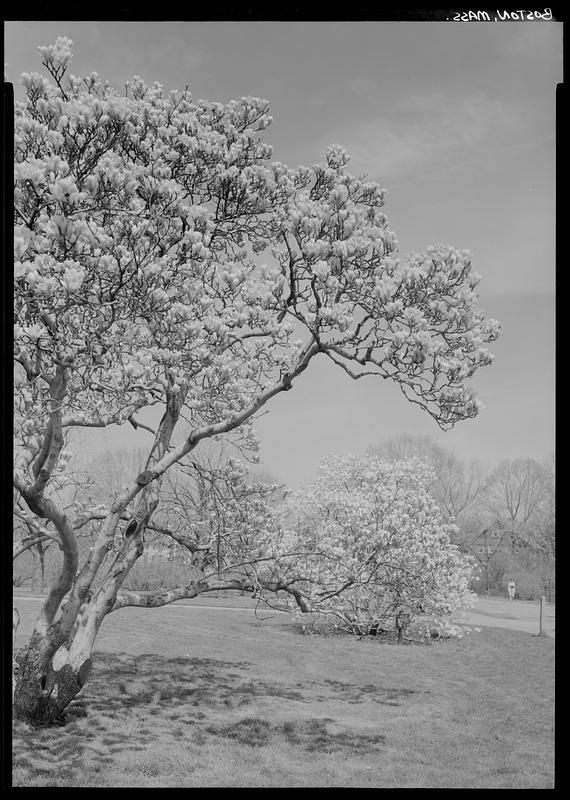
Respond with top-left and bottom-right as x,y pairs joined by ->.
258,455 -> 477,639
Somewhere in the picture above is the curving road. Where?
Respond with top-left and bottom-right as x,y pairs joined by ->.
462,596 -> 555,638
13,593 -> 555,638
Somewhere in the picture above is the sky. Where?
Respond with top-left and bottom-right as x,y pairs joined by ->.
5,20 -> 560,486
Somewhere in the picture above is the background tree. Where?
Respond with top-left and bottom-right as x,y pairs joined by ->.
368,437 -> 555,599
368,434 -> 484,523
13,438 -> 91,590
483,459 -> 551,549
256,455 -> 477,639
13,38 -> 499,725
472,458 -> 555,599
137,445 -> 285,590
76,445 -> 288,594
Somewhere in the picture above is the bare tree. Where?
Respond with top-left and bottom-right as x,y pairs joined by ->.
483,459 -> 552,551
448,457 -> 554,596
368,434 -> 484,523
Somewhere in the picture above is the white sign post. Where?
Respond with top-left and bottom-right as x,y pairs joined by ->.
539,595 -> 546,636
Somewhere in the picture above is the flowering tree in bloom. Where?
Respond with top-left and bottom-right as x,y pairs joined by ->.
13,38 -> 499,724
259,455 -> 477,638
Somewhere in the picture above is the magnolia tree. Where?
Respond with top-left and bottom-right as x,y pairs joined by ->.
13,38 -> 499,724
257,455 -> 477,638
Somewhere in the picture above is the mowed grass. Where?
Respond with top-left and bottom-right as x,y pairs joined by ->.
12,598 -> 555,788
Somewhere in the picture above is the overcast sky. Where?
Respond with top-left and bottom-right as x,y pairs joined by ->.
5,20 -> 560,485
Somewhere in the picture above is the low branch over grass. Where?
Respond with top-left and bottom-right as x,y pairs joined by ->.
112,577 -> 311,614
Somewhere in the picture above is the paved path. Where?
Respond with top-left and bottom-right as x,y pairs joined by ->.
12,594 -> 260,614
463,596 -> 555,638
13,594 -> 555,638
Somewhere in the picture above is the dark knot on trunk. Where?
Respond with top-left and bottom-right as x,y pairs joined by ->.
135,470 -> 154,486
123,519 -> 139,538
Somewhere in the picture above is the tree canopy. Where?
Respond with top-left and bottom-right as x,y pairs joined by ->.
15,39 -> 500,481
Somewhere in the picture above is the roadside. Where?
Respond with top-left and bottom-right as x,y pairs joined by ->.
464,596 -> 555,638
12,589 -> 262,612
12,590 -> 555,638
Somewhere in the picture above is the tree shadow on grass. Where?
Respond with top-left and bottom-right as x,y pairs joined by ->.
12,650 -> 418,784
320,679 -> 429,707
205,716 -> 387,753
12,721 -> 91,784
12,651 -> 260,784
82,651 -> 308,719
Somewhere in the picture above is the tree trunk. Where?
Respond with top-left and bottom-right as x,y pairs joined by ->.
38,542 -> 46,592
13,527 -> 145,726
13,631 -> 93,726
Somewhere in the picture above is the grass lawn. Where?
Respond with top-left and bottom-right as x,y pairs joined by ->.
12,597 -> 555,788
